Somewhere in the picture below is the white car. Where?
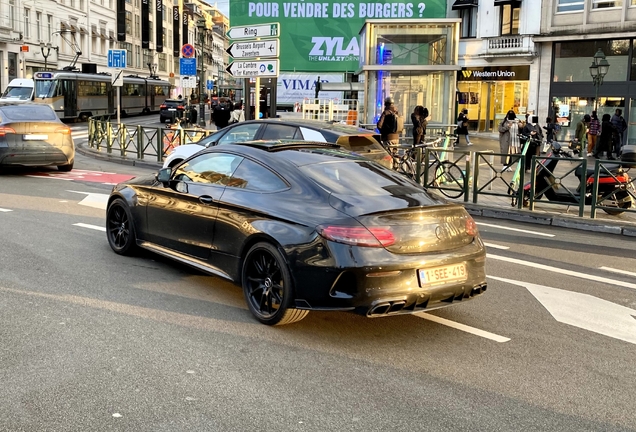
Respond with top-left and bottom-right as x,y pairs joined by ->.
162,119 -> 391,169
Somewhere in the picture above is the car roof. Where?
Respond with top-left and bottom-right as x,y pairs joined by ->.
236,140 -> 341,152
164,99 -> 185,103
238,118 -> 373,136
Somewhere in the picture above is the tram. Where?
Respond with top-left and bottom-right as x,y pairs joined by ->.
33,71 -> 171,121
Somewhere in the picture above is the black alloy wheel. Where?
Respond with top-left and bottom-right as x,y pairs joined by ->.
242,242 -> 308,326
106,198 -> 138,255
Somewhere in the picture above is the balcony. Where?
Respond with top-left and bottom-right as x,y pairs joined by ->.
478,35 -> 536,60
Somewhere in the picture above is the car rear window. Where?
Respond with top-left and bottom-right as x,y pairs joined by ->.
300,160 -> 423,196
0,105 -> 57,121
336,135 -> 385,153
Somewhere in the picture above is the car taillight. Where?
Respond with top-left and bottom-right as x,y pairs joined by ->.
55,126 -> 71,135
0,126 -> 16,136
160,104 -> 167,109
177,105 -> 185,110
318,225 -> 395,247
465,216 -> 478,237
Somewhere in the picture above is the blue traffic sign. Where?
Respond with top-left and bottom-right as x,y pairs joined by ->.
179,58 -> 197,76
107,49 -> 127,68
206,80 -> 214,90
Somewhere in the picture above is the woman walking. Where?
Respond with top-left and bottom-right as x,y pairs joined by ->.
456,109 -> 472,146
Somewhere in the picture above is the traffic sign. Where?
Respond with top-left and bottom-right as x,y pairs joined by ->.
181,43 -> 195,58
107,49 -> 127,68
226,23 -> 279,40
111,69 -> 124,87
226,39 -> 279,59
206,80 -> 214,90
179,58 -> 197,76
181,76 -> 197,88
226,60 -> 279,78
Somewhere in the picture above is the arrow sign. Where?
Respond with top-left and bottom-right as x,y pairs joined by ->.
490,276 -> 636,346
226,39 -> 279,59
226,60 -> 279,78
226,23 -> 279,40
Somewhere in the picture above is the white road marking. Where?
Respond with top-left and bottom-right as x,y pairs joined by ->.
415,312 -> 511,343
0,208 -> 12,212
488,254 -> 636,291
73,223 -> 106,232
483,242 -> 510,250
599,266 -> 636,278
67,190 -> 109,210
476,222 -> 555,237
490,276 -> 636,346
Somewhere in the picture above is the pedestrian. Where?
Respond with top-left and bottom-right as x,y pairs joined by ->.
594,113 -> 616,160
212,98 -> 231,129
610,108 -> 628,156
377,97 -> 401,148
587,111 -> 600,157
229,101 -> 245,124
411,105 -> 426,145
543,117 -> 557,151
456,108 -> 472,146
573,114 -> 590,153
499,110 -> 520,170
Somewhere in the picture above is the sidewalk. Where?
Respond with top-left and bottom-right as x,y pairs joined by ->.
76,127 -> 636,237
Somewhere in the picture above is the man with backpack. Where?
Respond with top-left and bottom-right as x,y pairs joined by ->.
377,97 -> 401,147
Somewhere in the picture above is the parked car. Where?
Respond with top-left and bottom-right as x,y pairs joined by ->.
0,102 -> 74,171
162,119 -> 393,169
107,141 -> 487,326
159,99 -> 186,123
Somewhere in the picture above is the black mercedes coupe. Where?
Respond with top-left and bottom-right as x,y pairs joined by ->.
106,141 -> 487,325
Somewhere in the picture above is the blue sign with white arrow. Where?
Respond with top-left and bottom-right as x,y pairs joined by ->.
107,50 -> 127,68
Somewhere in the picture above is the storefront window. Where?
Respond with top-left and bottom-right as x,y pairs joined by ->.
458,81 -> 528,131
551,96 -> 624,141
553,40 -> 629,82
592,0 -> 622,8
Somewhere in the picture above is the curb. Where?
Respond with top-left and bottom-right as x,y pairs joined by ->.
76,143 -> 163,170
464,203 -> 636,237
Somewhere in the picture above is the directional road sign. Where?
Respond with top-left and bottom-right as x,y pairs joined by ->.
179,58 -> 197,76
226,23 -> 279,40
226,60 -> 279,78
226,39 -> 279,59
107,49 -> 127,68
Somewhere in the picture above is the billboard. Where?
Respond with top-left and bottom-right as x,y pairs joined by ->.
277,72 -> 344,104
230,1 -> 446,72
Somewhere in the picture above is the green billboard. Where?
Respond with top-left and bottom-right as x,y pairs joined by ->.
230,1 -> 447,72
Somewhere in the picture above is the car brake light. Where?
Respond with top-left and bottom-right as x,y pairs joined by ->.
177,105 -> 185,110
318,225 -> 395,247
0,126 -> 16,136
465,217 -> 478,237
160,104 -> 167,109
55,126 -> 71,135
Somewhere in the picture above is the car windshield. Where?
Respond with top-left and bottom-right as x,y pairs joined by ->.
0,105 -> 57,121
35,79 -> 56,99
1,86 -> 33,100
300,160 -> 424,196
196,129 -> 226,147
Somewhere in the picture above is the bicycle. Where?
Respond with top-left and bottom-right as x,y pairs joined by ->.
421,133 -> 466,199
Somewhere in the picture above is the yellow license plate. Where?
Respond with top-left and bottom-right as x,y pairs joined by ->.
419,263 -> 467,286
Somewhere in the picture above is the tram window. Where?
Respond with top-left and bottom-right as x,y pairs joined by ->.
155,85 -> 167,96
35,80 -> 55,98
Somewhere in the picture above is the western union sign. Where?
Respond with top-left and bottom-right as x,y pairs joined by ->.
458,66 -> 530,81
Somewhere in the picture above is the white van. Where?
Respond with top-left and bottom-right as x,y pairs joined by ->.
0,78 -> 34,102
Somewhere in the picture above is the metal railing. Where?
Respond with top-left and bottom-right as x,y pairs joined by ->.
590,159 -> 636,218
527,155 -> 587,217
302,99 -> 360,125
472,152 -> 525,208
420,147 -> 472,202
88,115 -> 214,162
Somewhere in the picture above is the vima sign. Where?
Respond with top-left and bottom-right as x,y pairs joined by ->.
278,72 -> 344,104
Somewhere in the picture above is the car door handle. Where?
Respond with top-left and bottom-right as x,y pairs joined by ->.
199,195 -> 215,205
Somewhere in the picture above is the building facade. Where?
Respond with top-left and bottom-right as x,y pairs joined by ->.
0,0 -> 230,98
451,0 -> 541,131
535,0 -> 636,144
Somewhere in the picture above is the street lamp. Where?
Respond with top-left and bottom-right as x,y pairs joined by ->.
40,42 -> 54,71
589,48 -> 610,111
196,18 -> 208,127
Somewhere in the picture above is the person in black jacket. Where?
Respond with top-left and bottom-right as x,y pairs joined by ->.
594,114 -> 616,160
456,109 -> 472,146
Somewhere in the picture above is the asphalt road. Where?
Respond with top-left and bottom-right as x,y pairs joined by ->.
1,122 -> 635,431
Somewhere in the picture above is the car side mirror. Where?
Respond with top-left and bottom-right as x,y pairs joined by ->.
156,167 -> 171,185
204,141 -> 215,148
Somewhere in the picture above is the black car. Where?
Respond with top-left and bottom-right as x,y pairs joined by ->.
162,118 -> 393,170
107,141 -> 487,325
159,99 -> 186,123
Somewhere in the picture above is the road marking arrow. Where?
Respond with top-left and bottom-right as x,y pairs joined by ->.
67,190 -> 109,210
489,276 -> 636,346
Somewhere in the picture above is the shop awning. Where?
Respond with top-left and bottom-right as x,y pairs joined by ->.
451,0 -> 478,10
99,30 -> 108,40
494,0 -> 522,6
108,34 -> 116,41
91,28 -> 99,37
